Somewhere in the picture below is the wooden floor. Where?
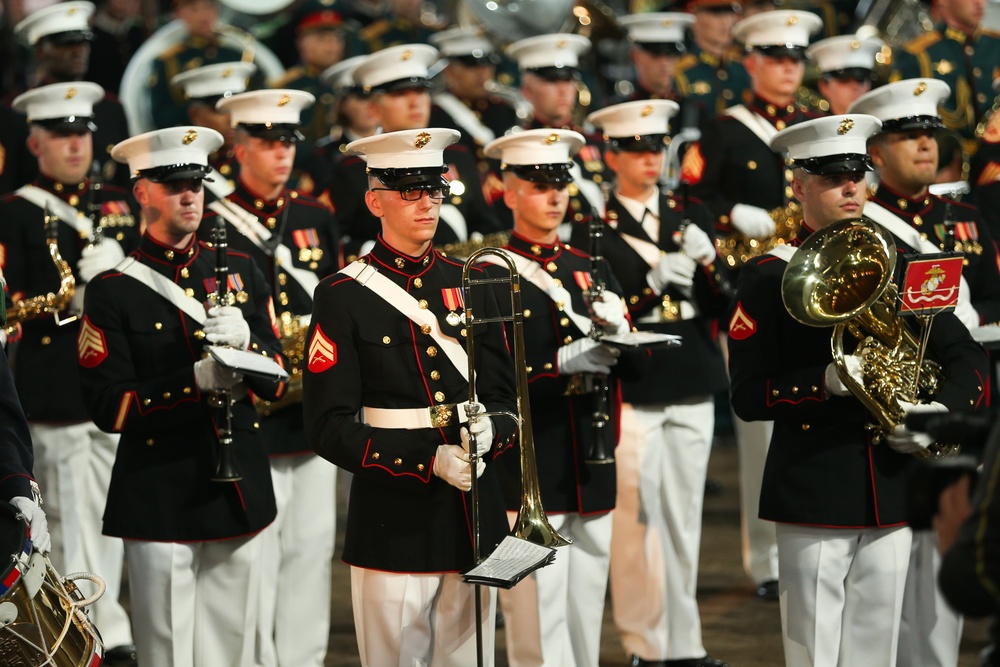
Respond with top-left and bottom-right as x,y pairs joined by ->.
324,438 -> 991,666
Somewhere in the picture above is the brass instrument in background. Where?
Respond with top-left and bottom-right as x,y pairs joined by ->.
781,217 -> 959,459
6,205 -> 76,331
254,312 -> 309,416
717,202 -> 802,269
436,231 -> 511,261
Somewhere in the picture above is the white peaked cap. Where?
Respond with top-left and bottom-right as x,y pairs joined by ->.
12,82 -> 103,122
346,128 -> 460,169
483,128 -> 585,165
847,79 -> 950,129
216,89 -> 315,126
320,55 -> 368,90
171,62 -> 257,100
112,127 -> 224,176
587,99 -> 680,138
619,13 -> 695,44
506,33 -> 591,71
429,27 -> 496,58
806,34 -> 885,74
15,1 -> 94,44
769,115 -> 882,173
732,10 -> 823,49
353,44 -> 439,92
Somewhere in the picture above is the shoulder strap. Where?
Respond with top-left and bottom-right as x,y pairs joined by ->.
15,185 -> 92,235
723,105 -> 779,146
766,243 -> 797,262
339,261 -> 470,382
433,92 -> 495,146
438,203 -> 469,241
116,257 -> 207,325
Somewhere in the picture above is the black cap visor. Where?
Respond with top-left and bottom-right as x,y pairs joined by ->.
608,134 -> 668,152
370,166 -> 448,190
696,3 -> 742,14
525,66 -> 579,82
40,29 -> 93,46
823,67 -> 874,83
880,115 -> 944,133
32,115 -> 96,133
371,77 -> 432,94
504,162 -> 574,184
753,44 -> 807,62
451,53 -> 501,68
794,153 -> 873,175
334,85 -> 369,98
239,123 -> 305,143
137,163 -> 214,183
635,41 -> 686,57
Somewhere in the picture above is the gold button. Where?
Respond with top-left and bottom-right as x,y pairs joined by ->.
41,336 -> 51,345
920,233 -> 928,241
643,287 -> 653,295
523,309 -> 531,318
913,215 -> 923,227
791,387 -> 799,394
163,392 -> 171,399
165,250 -> 174,260
267,217 -> 277,228
526,366 -> 533,373
460,329 -> 467,337
544,363 -> 553,370
181,268 -> 189,279
546,262 -> 557,273
784,169 -> 794,181
430,370 -> 441,381
747,160 -> 757,170
414,278 -> 423,288
183,387 -> 192,394
396,258 -> 406,269
383,336 -> 391,344
420,324 -> 431,335
434,391 -> 445,402
785,186 -> 794,199
775,120 -> 786,130
143,398 -> 151,406
801,424 -> 810,431
629,296 -> 639,305
394,458 -> 402,466
772,390 -> 779,396
417,464 -> 425,472
253,422 -> 260,428
530,244 -> 542,255
427,346 -> 438,357
556,302 -> 564,311
418,299 -> 428,309
185,288 -> 195,297
667,199 -> 676,209
69,194 -> 79,206
766,104 -> 776,115
564,336 -> 573,344
372,452 -> 380,460
146,438 -> 154,446
811,386 -> 818,393
155,322 -> 163,330
194,330 -> 206,340
971,399 -> 976,406
552,279 -> 563,288
898,199 -> 908,210
560,318 -> 570,327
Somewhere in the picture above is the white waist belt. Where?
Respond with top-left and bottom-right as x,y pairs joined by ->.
362,404 -> 471,430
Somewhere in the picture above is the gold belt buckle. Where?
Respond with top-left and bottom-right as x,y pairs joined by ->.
660,295 -> 681,322
429,404 -> 456,428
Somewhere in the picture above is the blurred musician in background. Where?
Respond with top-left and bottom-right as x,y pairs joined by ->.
484,128 -> 628,667
356,0 -> 437,52
1,1 -> 130,193
582,99 -> 730,667
0,81 -> 139,666
674,0 -> 748,116
200,88 -> 340,667
82,126 -> 286,667
806,34 -> 884,116
303,128 -> 517,667
86,0 -> 148,95
684,9 -> 822,603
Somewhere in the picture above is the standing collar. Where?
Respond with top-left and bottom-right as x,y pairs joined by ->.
138,233 -> 200,266
366,234 -> 436,276
507,231 -> 564,260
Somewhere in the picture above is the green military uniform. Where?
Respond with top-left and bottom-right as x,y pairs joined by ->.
674,43 -> 751,115
148,36 -> 246,130
892,24 -> 1000,154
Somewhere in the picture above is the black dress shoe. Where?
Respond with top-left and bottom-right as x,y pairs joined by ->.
104,644 -> 138,665
630,656 -> 667,667
756,578 -> 779,601
631,656 -> 730,667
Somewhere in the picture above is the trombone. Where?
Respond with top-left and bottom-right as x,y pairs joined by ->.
462,247 -> 571,666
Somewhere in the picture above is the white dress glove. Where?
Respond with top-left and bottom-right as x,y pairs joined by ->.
591,291 -> 629,335
194,357 -> 244,391
11,496 -> 50,554
680,225 -> 717,266
731,203 -> 776,239
557,338 -> 621,375
204,305 -> 251,350
647,252 -> 697,293
460,402 -> 494,458
824,356 -> 863,397
887,401 -> 948,454
77,241 -> 125,283
433,444 -> 482,490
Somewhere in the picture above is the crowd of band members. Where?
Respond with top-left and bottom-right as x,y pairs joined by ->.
1,0 -> 1000,665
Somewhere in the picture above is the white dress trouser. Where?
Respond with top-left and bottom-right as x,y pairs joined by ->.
896,531 -> 963,667
776,523 -> 912,667
733,414 -> 779,585
350,566 -> 496,667
31,422 -> 133,647
125,534 -> 264,667
256,453 -> 336,667
500,511 -> 612,667
610,397 -> 714,661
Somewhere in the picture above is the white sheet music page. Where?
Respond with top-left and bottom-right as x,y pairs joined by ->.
463,535 -> 556,587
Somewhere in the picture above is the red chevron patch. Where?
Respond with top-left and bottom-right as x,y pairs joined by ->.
307,324 -> 337,373
78,316 -> 108,368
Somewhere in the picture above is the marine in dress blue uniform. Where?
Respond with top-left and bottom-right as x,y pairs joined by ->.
201,88 -> 340,667
581,100 -> 730,667
732,113 -> 988,666
80,126 -> 286,667
805,34 -> 884,116
303,128 -> 517,666
674,0 -> 749,115
0,81 -> 138,661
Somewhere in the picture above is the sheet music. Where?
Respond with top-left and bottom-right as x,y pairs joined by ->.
463,535 -> 555,584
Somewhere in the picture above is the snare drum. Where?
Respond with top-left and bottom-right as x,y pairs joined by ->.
0,501 -> 104,666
